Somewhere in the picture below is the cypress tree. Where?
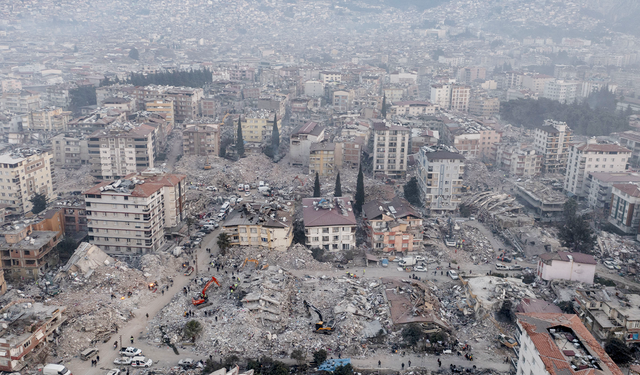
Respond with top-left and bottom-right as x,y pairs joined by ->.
236,116 -> 245,157
272,114 -> 280,159
354,164 -> 365,214
334,172 -> 342,197
313,172 -> 321,198
381,94 -> 387,119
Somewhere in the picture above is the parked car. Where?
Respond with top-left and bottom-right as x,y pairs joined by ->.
113,357 -> 132,365
509,264 -> 522,271
603,261 -> 615,270
107,369 -> 121,375
119,347 -> 142,357
414,256 -> 425,262
414,265 -> 427,272
130,356 -> 153,368
495,263 -> 509,271
448,270 -> 459,280
179,358 -> 197,368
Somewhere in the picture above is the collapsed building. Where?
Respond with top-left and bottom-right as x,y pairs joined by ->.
222,200 -> 294,252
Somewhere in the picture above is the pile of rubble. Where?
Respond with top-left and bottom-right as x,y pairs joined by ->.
55,164 -> 96,193
597,231 -> 640,261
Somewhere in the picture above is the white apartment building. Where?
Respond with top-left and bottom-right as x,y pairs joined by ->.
88,124 -> 156,180
289,122 -> 325,167
430,84 -> 451,108
586,172 -> 640,212
304,81 -> 324,97
543,79 -> 580,104
22,108 -> 71,132
84,172 -> 186,255
333,90 -> 353,112
302,197 -> 357,251
515,313 -> 622,375
564,139 -> 631,197
417,147 -> 465,212
429,84 -> 469,112
494,145 -> 542,177
52,133 -> 90,168
372,122 -> 410,179
390,101 -> 436,117
0,150 -> 54,216
533,120 -> 573,173
320,72 -> 341,84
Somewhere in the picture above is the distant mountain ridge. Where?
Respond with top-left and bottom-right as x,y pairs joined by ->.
583,0 -> 640,35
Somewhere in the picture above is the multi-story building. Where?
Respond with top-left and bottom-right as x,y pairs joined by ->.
417,147 -> 465,212
46,83 -> 75,108
302,197 -> 356,251
533,120 -> 573,173
430,83 -> 451,108
304,81 -> 324,97
543,79 -> 580,104
309,142 -> 339,177
239,110 -> 280,144
515,313 -> 622,375
290,122 -> 325,167
145,100 -> 175,128
84,172 -> 186,255
0,150 -> 54,216
574,286 -> 640,345
1,90 -> 41,114
372,122 -> 410,179
182,123 -> 220,156
0,303 -> 66,372
537,252 -> 597,284
320,72 -> 341,84
362,197 -> 423,253
383,88 -> 404,103
614,130 -> 640,168
586,172 -> 640,212
335,136 -> 364,170
0,222 -> 62,280
88,124 -> 156,180
494,145 -> 542,177
222,201 -> 293,251
332,90 -> 353,112
200,97 -> 218,117
56,196 -> 88,235
22,107 -> 71,132
390,101 -> 437,117
452,124 -> 500,158
609,183 -> 640,235
457,67 -> 486,84
564,140 -> 630,197
165,87 -> 203,122
521,74 -> 554,94
52,133 -> 89,168
450,85 -> 470,112
468,97 -> 500,117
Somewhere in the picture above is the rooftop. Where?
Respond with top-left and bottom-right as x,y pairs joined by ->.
302,197 -> 356,227
0,303 -> 65,347
589,172 -> 640,183
539,252 -> 597,265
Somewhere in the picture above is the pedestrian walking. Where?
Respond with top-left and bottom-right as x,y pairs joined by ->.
401,363 -> 405,370
378,360 -> 381,367
162,289 -> 164,295
146,313 -> 149,319
96,355 -> 100,362
408,360 -> 411,367
438,358 -> 441,367
441,271 -> 443,276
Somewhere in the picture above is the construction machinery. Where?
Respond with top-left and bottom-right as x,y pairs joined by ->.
192,276 -> 220,307
241,258 -> 259,269
203,156 -> 212,170
292,176 -> 305,186
303,300 -> 335,335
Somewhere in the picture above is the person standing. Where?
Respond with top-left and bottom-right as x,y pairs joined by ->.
378,360 -> 381,367
130,335 -> 134,344
401,363 -> 405,370
408,360 -> 411,367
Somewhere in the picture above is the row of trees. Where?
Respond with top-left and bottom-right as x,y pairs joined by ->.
100,68 -> 214,88
311,167 -> 365,214
500,88 -> 632,136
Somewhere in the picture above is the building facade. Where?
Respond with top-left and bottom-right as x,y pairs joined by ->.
52,133 -> 89,168
0,222 -> 62,280
533,120 -> 573,173
609,183 -> 640,235
22,108 -> 71,132
290,122 -> 325,167
417,147 -> 465,212
302,197 -> 356,251
362,197 -> 423,253
222,202 -> 293,251
182,123 -> 220,156
494,145 -> 542,177
0,150 -> 54,216
537,252 -> 596,284
372,122 -> 410,179
586,172 -> 640,212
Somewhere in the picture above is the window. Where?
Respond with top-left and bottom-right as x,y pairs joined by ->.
333,227 -> 339,233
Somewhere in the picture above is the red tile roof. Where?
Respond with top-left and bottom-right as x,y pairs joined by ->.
302,197 -> 357,227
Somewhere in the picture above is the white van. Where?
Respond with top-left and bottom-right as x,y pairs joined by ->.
220,202 -> 230,212
495,263 -> 509,270
43,364 -> 72,375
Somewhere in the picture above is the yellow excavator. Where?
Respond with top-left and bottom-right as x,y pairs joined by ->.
204,156 -> 212,170
241,258 -> 259,269
304,300 -> 335,335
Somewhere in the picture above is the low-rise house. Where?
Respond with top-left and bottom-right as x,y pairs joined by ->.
362,197 -> 423,253
536,252 -> 596,284
302,197 -> 356,251
223,202 -> 293,251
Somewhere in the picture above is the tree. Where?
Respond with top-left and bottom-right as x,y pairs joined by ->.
605,338 -> 634,365
56,236 -> 79,262
381,94 -> 387,119
183,320 -> 202,341
30,193 -> 47,214
313,349 -> 327,365
313,172 -> 321,197
401,323 -> 424,348
334,364 -> 354,375
69,85 -> 97,113
128,47 -> 139,60
236,117 -> 245,157
334,173 -> 342,197
271,114 -> 280,160
558,198 -> 597,254
403,177 -> 421,206
290,349 -> 305,364
217,233 -> 231,255
354,164 -> 365,214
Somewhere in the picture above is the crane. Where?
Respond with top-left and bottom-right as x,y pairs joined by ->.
192,276 -> 220,307
292,176 -> 305,186
303,300 -> 335,335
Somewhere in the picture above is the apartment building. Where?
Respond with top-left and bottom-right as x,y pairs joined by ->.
332,90 -> 353,112
145,100 -> 175,128
537,252 -> 597,284
84,172 -> 186,255
574,287 -> 640,345
468,97 -> 500,117
56,196 -> 88,235
457,67 -> 486,83
383,88 -> 405,103
335,136 -> 364,170
103,97 -> 135,112
533,120 -> 573,173
564,140 -> 630,197
494,145 -> 542,177
543,80 -> 580,104
22,107 -> 71,132
450,85 -> 470,112
586,172 -> 640,212
239,110 -> 280,143
182,123 -> 220,156
46,83 -> 74,108
390,101 -> 436,117
521,74 -> 554,94
200,97 -> 218,117
309,142 -> 340,177
222,202 -> 293,252
1,91 -> 41,114
417,147 -> 465,212
52,133 -> 90,168
229,67 -> 255,81
372,122 -> 410,179
609,183 -> 640,235
303,197 -> 356,251
515,313 -> 622,375
451,124 -> 500,158
362,197 -> 423,253
304,81 -> 324,97
430,84 -> 450,108
258,95 -> 288,119
0,303 -> 66,372
290,122 -> 325,167
0,150 -> 54,216
0,221 -> 62,280
166,87 -> 203,122
320,72 -> 341,84
88,124 -> 156,180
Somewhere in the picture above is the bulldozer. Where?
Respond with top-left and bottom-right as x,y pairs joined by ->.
304,300 -> 335,335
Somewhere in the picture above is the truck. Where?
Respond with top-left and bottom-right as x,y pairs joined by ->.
399,257 -> 416,267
